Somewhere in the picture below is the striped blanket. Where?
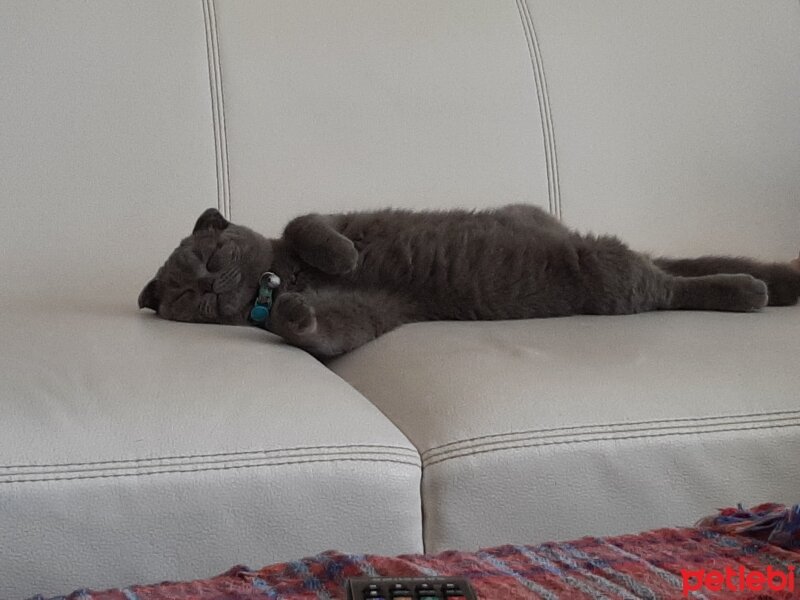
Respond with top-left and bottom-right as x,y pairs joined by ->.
36,504 -> 800,600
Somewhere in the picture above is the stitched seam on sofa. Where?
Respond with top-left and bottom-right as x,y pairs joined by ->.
203,0 -> 231,219
0,444 -> 420,471
421,408 -> 800,459
0,456 -> 422,485
423,413 -> 800,463
421,421 -> 800,468
423,413 -> 800,461
2,449 -> 421,478
515,0 -> 561,219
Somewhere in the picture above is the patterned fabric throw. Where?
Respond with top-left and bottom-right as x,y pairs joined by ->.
34,505 -> 800,600
696,502 -> 800,551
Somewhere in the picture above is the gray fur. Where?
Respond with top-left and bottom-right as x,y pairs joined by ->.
139,205 -> 800,358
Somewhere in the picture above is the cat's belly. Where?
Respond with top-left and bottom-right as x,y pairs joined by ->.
352,229 -> 586,320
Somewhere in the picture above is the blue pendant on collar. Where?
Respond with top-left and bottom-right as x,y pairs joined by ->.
249,271 -> 281,326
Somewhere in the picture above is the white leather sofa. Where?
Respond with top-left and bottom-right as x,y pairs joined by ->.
2,2 -> 799,597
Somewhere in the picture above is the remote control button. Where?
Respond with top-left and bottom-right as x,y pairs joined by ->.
415,584 -> 440,598
362,590 -> 385,599
389,587 -> 412,597
441,582 -> 465,597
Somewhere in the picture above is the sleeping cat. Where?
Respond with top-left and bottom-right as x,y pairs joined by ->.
139,205 -> 800,358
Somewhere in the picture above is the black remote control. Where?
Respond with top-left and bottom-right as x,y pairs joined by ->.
345,576 -> 476,599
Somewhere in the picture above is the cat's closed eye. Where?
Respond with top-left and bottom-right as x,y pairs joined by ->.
208,243 -> 238,272
173,290 -> 196,307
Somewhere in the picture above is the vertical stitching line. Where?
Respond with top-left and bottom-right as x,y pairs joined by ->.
515,0 -> 553,216
202,0 -> 231,220
525,2 -> 562,221
515,0 -> 562,220
209,0 -> 232,220
202,0 -> 223,214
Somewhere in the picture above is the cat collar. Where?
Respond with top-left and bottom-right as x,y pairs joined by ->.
249,271 -> 281,326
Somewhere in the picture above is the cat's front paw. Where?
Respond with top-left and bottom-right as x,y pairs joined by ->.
310,237 -> 358,275
272,292 -> 317,337
330,238 -> 359,274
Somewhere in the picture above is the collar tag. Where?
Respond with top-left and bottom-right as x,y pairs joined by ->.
249,271 -> 281,326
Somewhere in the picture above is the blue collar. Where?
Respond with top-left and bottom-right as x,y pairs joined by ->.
249,271 -> 281,327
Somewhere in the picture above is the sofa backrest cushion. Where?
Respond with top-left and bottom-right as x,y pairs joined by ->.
0,1 -> 218,301
2,1 -> 798,303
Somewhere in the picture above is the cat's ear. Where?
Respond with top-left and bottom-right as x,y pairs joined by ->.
138,279 -> 161,311
193,208 -> 229,233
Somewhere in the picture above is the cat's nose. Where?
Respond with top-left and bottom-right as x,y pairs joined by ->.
198,276 -> 215,293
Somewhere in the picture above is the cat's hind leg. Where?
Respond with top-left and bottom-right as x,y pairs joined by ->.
267,288 -> 417,358
577,236 -> 769,314
654,255 -> 800,306
667,274 -> 768,312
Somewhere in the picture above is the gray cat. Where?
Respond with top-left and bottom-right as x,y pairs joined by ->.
139,205 -> 800,358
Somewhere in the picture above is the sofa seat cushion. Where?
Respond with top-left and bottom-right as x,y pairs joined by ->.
329,308 -> 800,552
0,300 -> 422,599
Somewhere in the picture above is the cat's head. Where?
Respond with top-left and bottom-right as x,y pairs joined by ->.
138,208 -> 273,325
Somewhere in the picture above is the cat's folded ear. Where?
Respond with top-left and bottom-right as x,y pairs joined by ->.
138,279 -> 161,311
193,208 -> 229,233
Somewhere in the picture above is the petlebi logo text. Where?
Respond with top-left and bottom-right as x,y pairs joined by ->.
682,565 -> 795,596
